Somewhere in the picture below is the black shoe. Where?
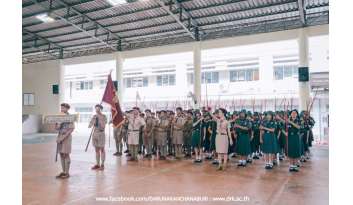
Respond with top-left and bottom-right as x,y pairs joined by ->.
124,150 -> 129,153
113,152 -> 119,156
126,153 -> 132,157
273,161 -> 277,166
212,160 -> 219,165
246,159 -> 252,163
237,162 -> 243,167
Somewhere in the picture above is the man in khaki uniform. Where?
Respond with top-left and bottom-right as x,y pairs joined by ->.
172,107 -> 186,159
143,109 -> 155,158
55,103 -> 75,179
126,107 -> 146,161
113,117 -> 128,156
155,110 -> 170,160
88,104 -> 107,170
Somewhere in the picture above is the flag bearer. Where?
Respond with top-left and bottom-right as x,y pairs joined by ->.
89,104 -> 107,170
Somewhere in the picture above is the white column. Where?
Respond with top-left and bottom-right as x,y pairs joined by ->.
298,28 -> 310,111
115,52 -> 124,104
59,60 -> 65,110
193,43 -> 202,109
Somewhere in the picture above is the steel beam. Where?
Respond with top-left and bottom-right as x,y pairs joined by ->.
23,28 -> 63,58
28,0 -> 123,51
155,0 -> 202,40
298,0 -> 307,26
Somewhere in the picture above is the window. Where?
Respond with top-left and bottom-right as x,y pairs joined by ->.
124,77 -> 148,88
202,72 -> 219,84
156,74 -> 176,86
76,81 -> 93,90
23,93 -> 35,106
229,69 -> 259,82
75,107 -> 93,113
78,114 -> 93,123
273,65 -> 298,80
187,72 -> 219,84
99,80 -> 107,89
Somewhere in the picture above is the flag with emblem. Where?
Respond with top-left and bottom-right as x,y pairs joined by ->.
102,73 -> 124,127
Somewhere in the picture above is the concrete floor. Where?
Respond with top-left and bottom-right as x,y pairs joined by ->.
23,133 -> 328,205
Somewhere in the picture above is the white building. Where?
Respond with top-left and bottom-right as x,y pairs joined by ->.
62,35 -> 328,142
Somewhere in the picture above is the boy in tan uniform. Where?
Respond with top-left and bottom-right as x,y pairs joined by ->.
55,103 -> 75,179
126,107 -> 146,161
155,110 -> 170,160
172,107 -> 185,159
88,104 -> 107,170
143,109 -> 155,158
113,117 -> 128,156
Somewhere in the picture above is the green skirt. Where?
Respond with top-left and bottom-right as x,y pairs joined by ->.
236,133 -> 251,156
191,129 -> 202,148
261,132 -> 278,154
287,132 -> 301,158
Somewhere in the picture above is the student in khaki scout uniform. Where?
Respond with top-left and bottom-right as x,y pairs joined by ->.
126,107 -> 146,161
138,113 -> 145,155
209,108 -> 233,171
55,103 -> 75,179
172,107 -> 186,159
143,109 -> 155,158
89,104 -> 107,170
167,111 -> 174,157
183,110 -> 193,158
124,111 -> 131,155
112,116 -> 128,156
155,110 -> 170,160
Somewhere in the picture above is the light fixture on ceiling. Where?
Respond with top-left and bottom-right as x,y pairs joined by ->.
35,13 -> 55,23
106,0 -> 127,6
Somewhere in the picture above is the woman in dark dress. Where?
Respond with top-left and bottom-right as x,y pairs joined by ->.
260,111 -> 278,169
234,110 -> 252,167
251,112 -> 261,160
191,110 -> 203,163
278,110 -> 301,172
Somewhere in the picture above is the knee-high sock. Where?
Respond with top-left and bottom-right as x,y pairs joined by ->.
60,155 -> 65,173
101,150 -> 105,165
96,151 -> 100,165
64,156 -> 71,174
115,140 -> 121,152
118,143 -> 123,153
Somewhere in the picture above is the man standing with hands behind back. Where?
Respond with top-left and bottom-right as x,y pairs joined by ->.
55,103 -> 75,179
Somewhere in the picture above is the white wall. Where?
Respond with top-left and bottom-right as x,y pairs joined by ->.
22,115 -> 42,134
22,60 -> 62,115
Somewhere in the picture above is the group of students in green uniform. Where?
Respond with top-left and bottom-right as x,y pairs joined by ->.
114,106 -> 315,172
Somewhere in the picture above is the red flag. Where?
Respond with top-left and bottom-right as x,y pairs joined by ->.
102,74 -> 124,127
